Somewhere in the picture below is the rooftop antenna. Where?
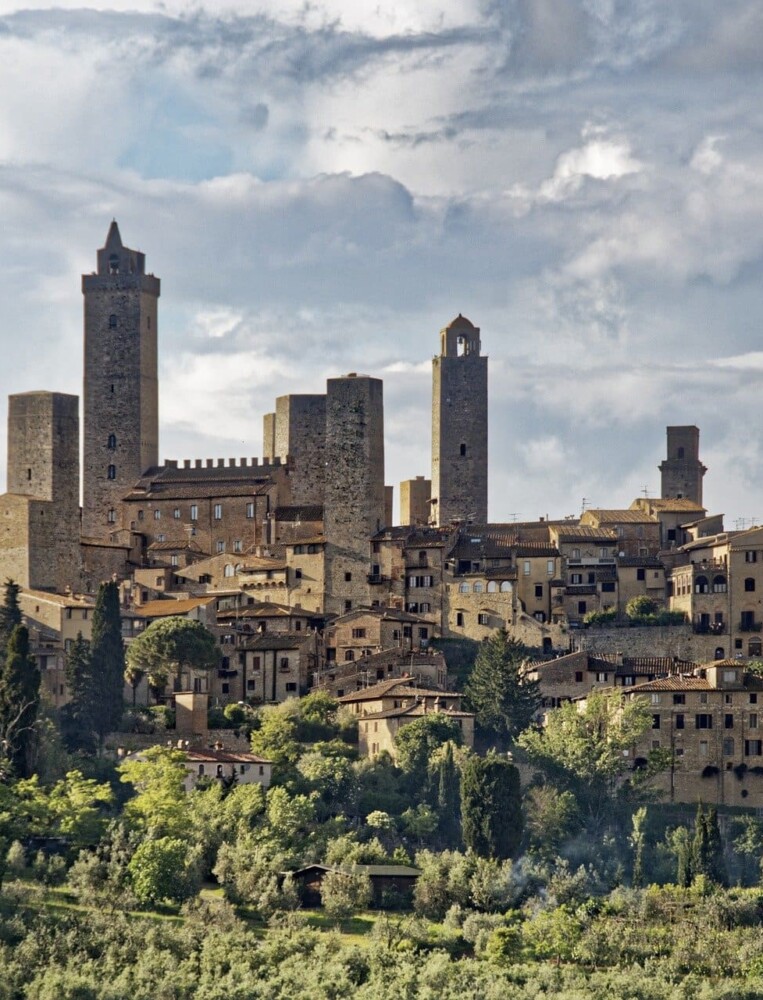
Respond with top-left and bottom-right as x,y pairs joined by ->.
581,497 -> 591,512
508,513 -> 521,522
641,486 -> 650,498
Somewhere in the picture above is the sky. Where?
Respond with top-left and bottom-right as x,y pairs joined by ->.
1,1 -> 763,526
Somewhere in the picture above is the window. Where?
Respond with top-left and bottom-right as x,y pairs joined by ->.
723,738 -> 735,756
171,554 -> 179,567
724,671 -> 737,684
216,541 -> 225,553
137,509 -> 144,520
460,443 -> 466,456
344,600 -> 352,612
700,692 -> 708,704
156,533 -> 165,543
695,576 -> 709,594
575,671 -> 584,682
501,581 -> 511,592
223,564 -> 235,578
419,627 -> 429,639
154,509 -> 161,520
725,713 -> 734,729
675,713 -> 685,729
420,603 -> 431,613
673,694 -> 685,705
596,672 -> 608,683
713,576 -> 727,593
570,573 -> 582,584
246,502 -> 255,519
572,549 -> 580,559
601,582 -> 615,592
535,584 -> 543,598
214,504 -> 222,520
345,572 -> 352,582
459,583 -> 469,593
107,464 -> 116,480
745,578 -> 756,592
456,612 -> 464,627
107,434 -> 116,449
750,713 -> 759,729
623,676 -> 634,686
190,505 -> 198,521
344,650 -> 355,662
403,626 -> 412,638
652,714 -> 660,730
696,714 -> 713,729
477,613 -> 489,625
351,628 -> 367,639
109,314 -> 117,328
547,560 -> 554,575
232,540 -> 242,554
107,508 -> 116,523
473,581 -> 483,593
523,561 -> 530,576
285,682 -> 297,693
746,551 -> 758,563
699,740 -> 708,757
221,683 -> 229,695
578,601 -> 587,615
745,740 -> 763,756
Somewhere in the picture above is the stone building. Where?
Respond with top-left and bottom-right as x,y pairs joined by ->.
400,476 -> 431,526
659,425 -> 707,506
323,374 -> 386,615
431,315 -> 488,527
82,221 -> 160,541
264,394 -> 326,506
0,392 -> 81,593
325,607 -> 433,663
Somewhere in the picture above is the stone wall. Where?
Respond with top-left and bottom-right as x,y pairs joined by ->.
274,394 -> 326,505
569,623 -> 723,662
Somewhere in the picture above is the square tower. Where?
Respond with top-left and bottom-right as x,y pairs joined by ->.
323,374 -> 385,615
431,315 -> 488,526
273,394 -> 327,505
4,391 -> 81,591
659,426 -> 706,506
82,221 -> 160,539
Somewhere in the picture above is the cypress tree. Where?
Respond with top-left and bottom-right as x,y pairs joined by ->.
436,742 -> 461,848
89,582 -> 126,745
692,802 -> 711,880
461,751 -> 523,859
0,625 -> 39,777
61,633 -> 97,752
705,806 -> 727,886
0,580 -> 21,652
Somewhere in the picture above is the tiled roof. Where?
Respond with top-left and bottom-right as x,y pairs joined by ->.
553,525 -> 618,541
629,675 -> 712,692
617,556 -> 664,568
184,747 -> 271,764
362,703 -> 474,721
134,597 -> 215,618
639,498 -> 706,513
147,539 -> 204,552
337,677 -> 417,701
243,633 -> 310,650
583,509 -> 658,524
21,588 -> 95,609
125,482 -> 274,501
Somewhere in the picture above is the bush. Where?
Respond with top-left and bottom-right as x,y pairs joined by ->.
6,840 -> 25,875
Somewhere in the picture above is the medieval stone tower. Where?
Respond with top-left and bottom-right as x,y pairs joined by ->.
431,315 -> 488,526
263,394 -> 327,506
323,374 -> 385,615
82,222 -> 160,539
659,425 -> 706,506
3,391 -> 81,592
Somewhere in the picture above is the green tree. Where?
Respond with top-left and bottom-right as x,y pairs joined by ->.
125,617 -> 219,695
0,625 -> 40,777
394,714 -> 462,787
517,690 -> 659,827
465,630 -> 539,743
89,581 -> 126,743
320,870 -> 372,922
669,824 -> 693,887
437,742 -> 461,848
461,752 -> 522,859
524,785 -> 579,859
626,595 -> 659,619
693,803 -> 726,886
128,836 -> 199,905
0,580 -> 21,650
119,745 -> 190,838
61,633 -> 96,752
630,806 -> 647,888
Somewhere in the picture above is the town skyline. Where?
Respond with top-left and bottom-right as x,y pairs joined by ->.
1,2 -> 763,523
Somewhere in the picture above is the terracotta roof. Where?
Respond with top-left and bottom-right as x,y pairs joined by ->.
21,588 -> 95,609
147,539 -> 204,552
340,680 -> 461,704
583,509 -> 658,524
628,675 -> 712,692
135,597 -> 215,618
184,747 -> 271,765
243,633 -> 311,650
361,703 -> 474,721
553,525 -> 618,541
639,498 -> 706,513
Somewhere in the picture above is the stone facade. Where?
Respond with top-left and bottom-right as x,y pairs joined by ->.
400,476 -> 431,526
273,394 -> 326,505
659,425 -> 706,505
323,374 -> 385,615
82,222 -> 160,540
431,315 -> 488,526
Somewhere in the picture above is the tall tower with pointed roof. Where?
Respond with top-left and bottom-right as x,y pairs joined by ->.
82,222 -> 160,539
431,314 -> 488,526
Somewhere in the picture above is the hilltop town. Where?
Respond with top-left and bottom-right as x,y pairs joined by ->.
2,222 -> 763,811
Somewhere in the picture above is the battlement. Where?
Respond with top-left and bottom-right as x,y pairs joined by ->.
162,457 -> 286,470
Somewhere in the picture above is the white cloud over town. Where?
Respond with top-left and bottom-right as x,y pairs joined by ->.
0,1 -> 762,524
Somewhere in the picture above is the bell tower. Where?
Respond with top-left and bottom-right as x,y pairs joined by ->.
431,315 -> 488,526
82,222 -> 160,539
659,425 -> 706,505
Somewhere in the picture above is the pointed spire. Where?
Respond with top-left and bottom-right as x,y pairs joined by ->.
105,219 -> 122,250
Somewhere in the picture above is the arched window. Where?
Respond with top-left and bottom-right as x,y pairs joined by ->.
714,647 -> 725,660
107,434 -> 116,450
107,465 -> 116,480
712,576 -> 727,593
500,581 -> 512,592
109,254 -> 119,275
694,576 -> 708,594
344,650 -> 355,662
487,581 -> 498,593
746,578 -> 756,592
459,443 -> 466,457
108,314 -> 117,329
473,582 -> 483,593
223,564 -> 235,578
459,583 -> 469,593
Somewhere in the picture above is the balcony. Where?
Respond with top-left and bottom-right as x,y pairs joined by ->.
367,574 -> 389,585
739,620 -> 763,633
692,622 -> 726,635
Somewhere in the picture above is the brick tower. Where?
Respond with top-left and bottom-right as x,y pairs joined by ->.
82,222 -> 160,538
431,315 -> 488,526
323,374 -> 385,615
659,425 -> 706,505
